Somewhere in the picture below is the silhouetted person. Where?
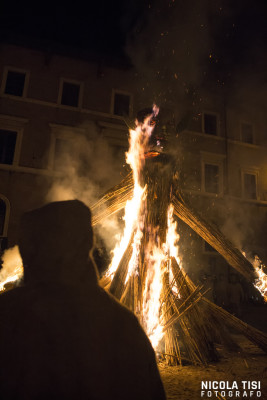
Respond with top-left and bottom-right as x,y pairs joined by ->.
0,200 -> 166,400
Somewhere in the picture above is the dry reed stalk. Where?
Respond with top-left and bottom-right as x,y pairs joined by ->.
175,285 -> 204,313
121,276 -> 134,311
109,234 -> 134,300
99,275 -> 111,289
163,267 -> 201,365
179,318 -> 204,365
170,257 -> 220,364
162,273 -> 181,365
163,290 -> 209,331
159,276 -> 177,308
160,282 -> 202,323
91,173 -> 134,226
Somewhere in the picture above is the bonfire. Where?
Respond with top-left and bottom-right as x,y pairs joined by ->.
91,106 -> 267,365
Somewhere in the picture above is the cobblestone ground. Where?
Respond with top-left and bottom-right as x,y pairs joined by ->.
159,335 -> 267,400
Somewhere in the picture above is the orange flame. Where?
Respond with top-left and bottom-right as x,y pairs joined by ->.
253,255 -> 267,302
142,236 -> 165,348
105,106 -> 158,280
142,206 -> 181,348
0,246 -> 23,292
165,204 -> 181,297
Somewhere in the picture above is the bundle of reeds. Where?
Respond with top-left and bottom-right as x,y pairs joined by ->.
161,272 -> 182,366
167,257 -> 220,365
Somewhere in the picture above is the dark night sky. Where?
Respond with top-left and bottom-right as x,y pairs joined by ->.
0,1 -> 266,99
0,2 -> 148,57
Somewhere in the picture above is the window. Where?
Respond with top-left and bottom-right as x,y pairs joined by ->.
61,82 -> 80,107
0,115 -> 26,167
58,79 -> 83,108
203,113 -> 218,135
243,172 -> 257,200
111,90 -> 132,117
204,164 -> 220,194
4,70 -> 26,97
241,123 -> 253,144
0,129 -> 17,165
1,67 -> 29,98
201,152 -> 225,196
114,93 -> 130,116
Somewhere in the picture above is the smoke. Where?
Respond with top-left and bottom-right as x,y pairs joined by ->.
46,122 -> 126,252
214,198 -> 267,263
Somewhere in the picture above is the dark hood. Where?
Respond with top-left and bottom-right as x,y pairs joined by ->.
18,200 -> 98,286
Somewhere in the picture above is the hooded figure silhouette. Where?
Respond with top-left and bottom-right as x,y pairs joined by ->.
0,200 -> 166,400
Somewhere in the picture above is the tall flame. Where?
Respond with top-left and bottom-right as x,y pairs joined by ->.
106,106 -> 159,280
